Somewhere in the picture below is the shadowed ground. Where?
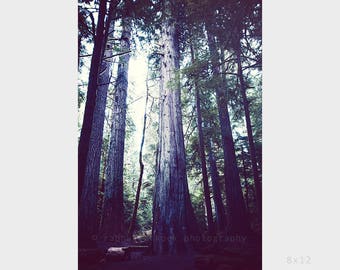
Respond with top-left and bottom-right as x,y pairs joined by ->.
80,255 -> 195,270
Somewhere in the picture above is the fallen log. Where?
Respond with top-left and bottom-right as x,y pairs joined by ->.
105,245 -> 149,261
106,247 -> 127,261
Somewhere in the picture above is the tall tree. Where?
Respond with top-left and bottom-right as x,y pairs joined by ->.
207,136 -> 227,232
100,12 -> 132,240
79,12 -> 116,247
235,41 -> 262,218
152,0 -> 198,255
230,0 -> 262,220
206,28 -> 250,234
78,0 -> 108,203
190,44 -> 214,235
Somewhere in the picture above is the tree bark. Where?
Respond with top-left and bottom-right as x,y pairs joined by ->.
100,16 -> 132,241
207,30 -> 250,234
152,1 -> 198,255
79,15 -> 116,248
207,137 -> 227,233
240,145 -> 250,211
235,42 -> 262,220
78,0 -> 107,203
190,44 -> 214,235
98,132 -> 110,229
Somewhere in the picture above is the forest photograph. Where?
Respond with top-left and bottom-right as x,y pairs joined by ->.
78,0 -> 262,269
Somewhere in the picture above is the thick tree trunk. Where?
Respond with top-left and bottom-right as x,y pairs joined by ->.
128,68 -> 150,240
152,2 -> 198,255
100,17 -> 132,241
190,44 -> 214,235
78,0 -> 107,203
235,43 -> 262,220
207,31 -> 250,234
207,137 -> 227,232
79,16 -> 116,248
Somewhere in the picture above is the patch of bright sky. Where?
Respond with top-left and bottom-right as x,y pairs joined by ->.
126,47 -> 149,150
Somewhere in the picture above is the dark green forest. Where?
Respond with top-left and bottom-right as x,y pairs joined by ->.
78,0 -> 262,269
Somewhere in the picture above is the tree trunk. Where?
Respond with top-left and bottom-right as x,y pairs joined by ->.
206,30 -> 250,234
100,17 -> 132,241
127,62 -> 150,240
235,42 -> 262,220
79,15 -> 116,248
98,132 -> 110,229
240,145 -> 250,211
190,44 -> 214,235
152,1 -> 198,255
207,137 -> 227,233
78,0 -> 107,203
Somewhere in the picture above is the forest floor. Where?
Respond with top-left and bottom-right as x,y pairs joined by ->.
80,252 -> 262,270
79,233 -> 262,270
80,255 -> 196,270
79,247 -> 261,270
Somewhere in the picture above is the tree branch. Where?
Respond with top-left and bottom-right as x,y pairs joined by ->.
102,50 -> 131,61
80,50 -> 132,60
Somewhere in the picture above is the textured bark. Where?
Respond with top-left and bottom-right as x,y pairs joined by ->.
79,17 -> 116,248
207,30 -> 250,234
128,70 -> 149,239
100,17 -> 132,240
190,44 -> 214,235
78,0 -> 107,203
235,43 -> 262,219
98,132 -> 110,229
152,1 -> 198,255
207,137 -> 227,232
